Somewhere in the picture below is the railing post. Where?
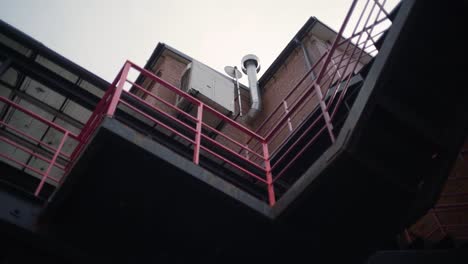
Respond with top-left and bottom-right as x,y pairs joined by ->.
315,0 -> 358,84
107,62 -> 131,117
262,141 -> 276,206
403,229 -> 412,244
431,209 -> 446,237
35,131 -> 69,197
307,0 -> 357,145
244,144 -> 250,160
193,103 -> 203,164
282,100 -> 293,132
315,83 -> 335,143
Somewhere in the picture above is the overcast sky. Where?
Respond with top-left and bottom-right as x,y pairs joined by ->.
0,0 -> 398,83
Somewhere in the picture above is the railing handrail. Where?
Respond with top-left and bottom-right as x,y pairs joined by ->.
126,61 -> 265,142
126,79 -> 198,122
0,96 -> 79,139
0,0 -> 394,206
119,99 -> 196,144
0,96 -> 72,196
0,136 -> 66,170
201,122 -> 265,160
243,17 -> 377,150
103,61 -> 272,195
0,153 -> 61,183
123,91 -> 197,133
0,120 -> 72,159
251,51 -> 328,137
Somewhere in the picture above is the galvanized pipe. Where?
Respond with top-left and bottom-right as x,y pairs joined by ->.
241,54 -> 261,123
234,66 -> 243,116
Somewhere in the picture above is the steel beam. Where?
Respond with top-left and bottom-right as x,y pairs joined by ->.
0,43 -> 100,111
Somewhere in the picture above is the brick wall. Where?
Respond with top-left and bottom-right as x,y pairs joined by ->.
137,52 -> 189,116
407,139 -> 468,242
134,32 -> 364,167
232,33 -> 366,156
232,34 -> 328,156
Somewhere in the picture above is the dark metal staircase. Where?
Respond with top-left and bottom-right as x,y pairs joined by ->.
1,0 -> 467,263
45,1 -> 467,263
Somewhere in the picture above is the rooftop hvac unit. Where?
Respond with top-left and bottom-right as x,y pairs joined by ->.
178,60 -> 235,116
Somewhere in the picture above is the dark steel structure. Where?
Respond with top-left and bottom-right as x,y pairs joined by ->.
0,0 -> 467,263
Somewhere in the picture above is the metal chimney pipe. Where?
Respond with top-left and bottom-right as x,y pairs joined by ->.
241,54 -> 261,123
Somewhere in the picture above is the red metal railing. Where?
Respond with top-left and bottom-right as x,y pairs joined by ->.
0,96 -> 79,197
0,0 -> 394,206
0,64 -> 127,198
241,0 -> 393,181
98,61 -> 275,205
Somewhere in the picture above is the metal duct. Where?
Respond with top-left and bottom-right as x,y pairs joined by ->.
241,54 -> 261,123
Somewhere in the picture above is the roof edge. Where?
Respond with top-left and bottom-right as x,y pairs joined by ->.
258,17 -> 318,88
0,19 -> 109,90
